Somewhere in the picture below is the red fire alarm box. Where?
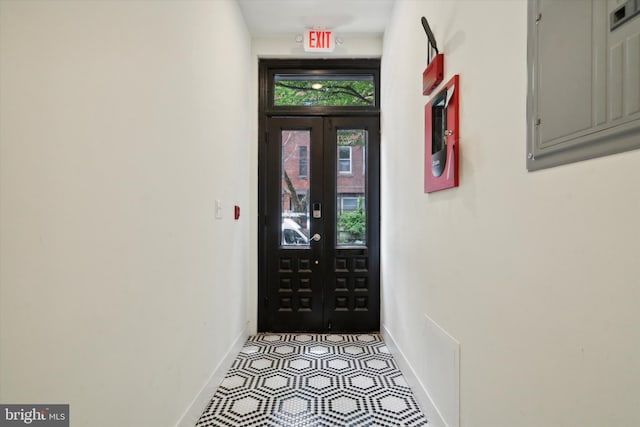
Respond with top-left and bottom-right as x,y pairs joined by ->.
234,205 -> 240,220
422,53 -> 444,96
425,74 -> 459,193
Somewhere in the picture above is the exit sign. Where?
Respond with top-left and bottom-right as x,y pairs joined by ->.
304,30 -> 335,52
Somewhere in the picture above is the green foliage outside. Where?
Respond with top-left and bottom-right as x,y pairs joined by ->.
337,198 -> 366,243
275,80 -> 374,106
338,129 -> 366,147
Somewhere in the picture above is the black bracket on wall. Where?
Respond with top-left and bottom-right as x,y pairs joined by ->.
421,16 -> 439,64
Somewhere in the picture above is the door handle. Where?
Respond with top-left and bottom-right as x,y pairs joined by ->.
310,233 -> 322,242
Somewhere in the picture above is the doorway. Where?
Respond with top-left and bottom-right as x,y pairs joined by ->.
258,60 -> 380,332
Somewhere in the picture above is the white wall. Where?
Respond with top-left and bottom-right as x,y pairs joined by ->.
0,1 -> 251,426
381,1 -> 640,427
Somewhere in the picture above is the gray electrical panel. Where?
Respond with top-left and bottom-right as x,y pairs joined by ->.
527,0 -> 640,171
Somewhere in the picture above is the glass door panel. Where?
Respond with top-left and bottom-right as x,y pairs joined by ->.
336,129 -> 367,247
281,130 -> 310,246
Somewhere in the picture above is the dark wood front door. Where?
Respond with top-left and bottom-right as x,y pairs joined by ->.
261,115 -> 380,332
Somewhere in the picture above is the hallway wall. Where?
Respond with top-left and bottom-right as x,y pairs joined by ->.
381,1 -> 640,427
0,1 -> 251,426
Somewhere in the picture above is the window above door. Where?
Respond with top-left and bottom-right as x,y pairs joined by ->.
274,74 -> 375,107
261,59 -> 380,116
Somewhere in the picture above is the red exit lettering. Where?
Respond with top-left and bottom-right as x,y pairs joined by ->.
306,31 -> 332,50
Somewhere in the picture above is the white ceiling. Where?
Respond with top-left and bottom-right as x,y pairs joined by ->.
237,0 -> 396,36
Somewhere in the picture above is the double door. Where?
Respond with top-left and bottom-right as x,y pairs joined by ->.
261,116 -> 379,332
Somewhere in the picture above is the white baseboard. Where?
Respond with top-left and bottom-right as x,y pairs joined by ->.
176,325 -> 249,427
382,324 -> 448,427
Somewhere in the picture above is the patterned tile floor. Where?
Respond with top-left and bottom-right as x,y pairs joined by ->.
195,334 -> 428,426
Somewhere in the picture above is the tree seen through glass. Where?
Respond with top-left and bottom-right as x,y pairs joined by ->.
274,75 -> 375,107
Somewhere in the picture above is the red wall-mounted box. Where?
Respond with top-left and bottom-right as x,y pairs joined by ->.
425,74 -> 459,193
422,53 -> 444,96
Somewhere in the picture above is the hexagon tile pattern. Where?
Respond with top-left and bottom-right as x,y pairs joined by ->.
195,334 -> 428,426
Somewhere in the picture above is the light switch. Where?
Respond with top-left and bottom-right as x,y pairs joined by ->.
215,199 -> 223,219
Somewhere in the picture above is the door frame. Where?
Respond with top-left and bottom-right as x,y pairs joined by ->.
258,59 -> 381,332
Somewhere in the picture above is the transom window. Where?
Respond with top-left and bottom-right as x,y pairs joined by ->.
273,74 -> 375,107
262,59 -> 380,115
